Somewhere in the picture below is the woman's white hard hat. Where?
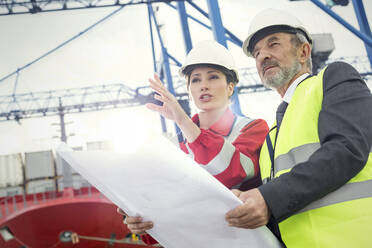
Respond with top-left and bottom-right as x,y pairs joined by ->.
179,40 -> 239,83
242,8 -> 312,57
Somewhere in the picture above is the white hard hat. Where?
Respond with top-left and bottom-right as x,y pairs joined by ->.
242,9 -> 312,57
179,40 -> 239,83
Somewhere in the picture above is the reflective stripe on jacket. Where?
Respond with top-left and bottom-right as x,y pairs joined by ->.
182,115 -> 259,189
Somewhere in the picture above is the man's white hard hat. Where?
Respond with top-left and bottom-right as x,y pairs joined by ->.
179,40 -> 239,83
242,8 -> 312,57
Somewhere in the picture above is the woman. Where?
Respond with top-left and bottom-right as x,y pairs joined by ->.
118,40 -> 268,244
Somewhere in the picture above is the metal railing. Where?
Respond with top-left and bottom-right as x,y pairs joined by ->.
0,178 -> 102,220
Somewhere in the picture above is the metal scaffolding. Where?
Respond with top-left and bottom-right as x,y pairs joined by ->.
0,0 -> 371,131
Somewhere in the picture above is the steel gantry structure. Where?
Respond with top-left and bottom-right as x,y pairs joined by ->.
0,0 -> 372,137
0,0 -> 253,143
0,67 -> 271,122
0,56 -> 370,123
0,0 -> 183,15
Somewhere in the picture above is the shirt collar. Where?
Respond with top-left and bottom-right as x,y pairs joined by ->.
191,107 -> 235,136
282,73 -> 310,103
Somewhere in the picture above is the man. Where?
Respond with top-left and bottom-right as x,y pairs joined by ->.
225,8 -> 372,247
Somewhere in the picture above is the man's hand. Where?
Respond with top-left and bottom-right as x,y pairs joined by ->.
117,208 -> 154,235
225,188 -> 270,229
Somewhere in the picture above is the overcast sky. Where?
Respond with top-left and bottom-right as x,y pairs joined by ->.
0,0 -> 371,155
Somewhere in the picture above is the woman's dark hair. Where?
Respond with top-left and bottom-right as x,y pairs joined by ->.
182,63 -> 238,87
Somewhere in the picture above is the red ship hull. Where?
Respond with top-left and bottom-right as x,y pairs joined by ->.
0,187 -> 153,248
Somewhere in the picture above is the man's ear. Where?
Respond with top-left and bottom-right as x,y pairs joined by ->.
299,42 -> 311,64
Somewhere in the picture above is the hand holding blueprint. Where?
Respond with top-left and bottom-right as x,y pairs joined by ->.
57,136 -> 282,248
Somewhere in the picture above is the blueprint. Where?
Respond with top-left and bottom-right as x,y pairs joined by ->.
57,136 -> 282,248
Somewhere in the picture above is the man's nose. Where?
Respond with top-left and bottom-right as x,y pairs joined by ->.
257,49 -> 271,62
257,52 -> 272,71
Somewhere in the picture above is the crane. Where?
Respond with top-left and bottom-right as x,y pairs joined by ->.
0,0 -> 371,128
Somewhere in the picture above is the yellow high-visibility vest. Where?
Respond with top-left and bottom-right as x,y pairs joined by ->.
259,67 -> 372,247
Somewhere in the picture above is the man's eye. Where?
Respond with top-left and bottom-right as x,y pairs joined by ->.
270,42 -> 279,47
209,75 -> 219,80
191,78 -> 200,83
254,51 -> 259,58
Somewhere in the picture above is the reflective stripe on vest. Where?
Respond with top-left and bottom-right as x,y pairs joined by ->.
276,143 -> 372,175
275,142 -> 320,174
299,179 -> 372,213
275,142 -> 372,211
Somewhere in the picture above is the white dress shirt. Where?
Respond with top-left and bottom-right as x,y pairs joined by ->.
282,73 -> 310,103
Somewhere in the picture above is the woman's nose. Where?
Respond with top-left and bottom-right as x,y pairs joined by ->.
201,85 -> 209,91
200,79 -> 209,91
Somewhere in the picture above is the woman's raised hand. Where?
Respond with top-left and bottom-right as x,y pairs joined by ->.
146,73 -> 187,125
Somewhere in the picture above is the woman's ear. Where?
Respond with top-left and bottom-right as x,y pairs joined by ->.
228,82 -> 235,97
188,91 -> 193,102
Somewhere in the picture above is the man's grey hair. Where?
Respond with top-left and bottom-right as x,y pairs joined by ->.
290,33 -> 312,72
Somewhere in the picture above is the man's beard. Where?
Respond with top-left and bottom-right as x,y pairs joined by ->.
261,58 -> 301,90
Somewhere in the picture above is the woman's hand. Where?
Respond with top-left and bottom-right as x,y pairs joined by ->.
146,73 -> 200,143
146,73 -> 188,126
117,208 -> 154,235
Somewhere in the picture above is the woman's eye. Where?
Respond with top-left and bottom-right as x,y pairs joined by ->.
209,75 -> 219,80
191,78 -> 200,83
